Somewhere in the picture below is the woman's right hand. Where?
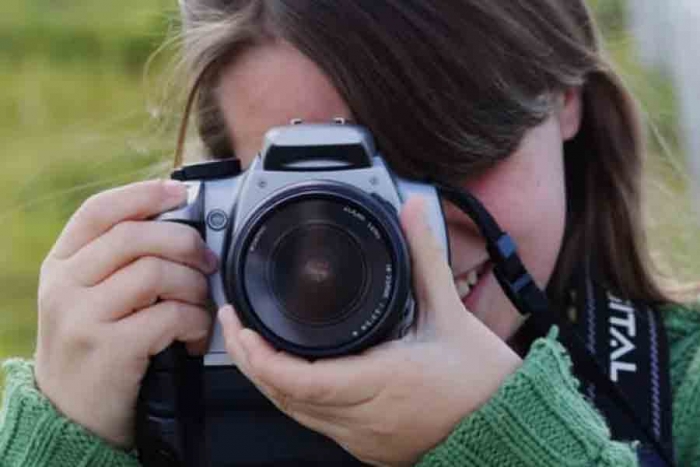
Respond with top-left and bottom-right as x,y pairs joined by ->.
34,180 -> 218,450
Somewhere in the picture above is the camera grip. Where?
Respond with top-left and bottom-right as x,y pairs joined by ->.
136,343 -> 204,467
136,197 -> 210,466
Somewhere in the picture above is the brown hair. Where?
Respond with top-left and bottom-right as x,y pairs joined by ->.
172,0 -> 670,306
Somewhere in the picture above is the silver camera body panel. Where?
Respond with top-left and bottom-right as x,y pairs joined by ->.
159,124 -> 449,366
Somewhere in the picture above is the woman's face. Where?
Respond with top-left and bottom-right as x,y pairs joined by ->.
216,41 -> 579,340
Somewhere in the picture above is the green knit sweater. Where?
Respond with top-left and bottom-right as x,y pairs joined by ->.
2,302 -> 700,466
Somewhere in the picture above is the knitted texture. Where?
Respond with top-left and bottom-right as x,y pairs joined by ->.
0,359 -> 140,467
416,329 -> 637,467
662,302 -> 700,466
1,303 -> 699,466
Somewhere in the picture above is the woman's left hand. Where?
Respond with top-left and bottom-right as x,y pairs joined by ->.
219,197 -> 522,466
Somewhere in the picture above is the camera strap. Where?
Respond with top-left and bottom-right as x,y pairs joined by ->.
434,182 -> 675,466
568,266 -> 674,466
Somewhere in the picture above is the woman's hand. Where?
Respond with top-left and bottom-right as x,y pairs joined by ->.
34,180 -> 217,449
219,196 -> 522,466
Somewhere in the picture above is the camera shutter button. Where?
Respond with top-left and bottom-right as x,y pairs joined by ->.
207,210 -> 229,231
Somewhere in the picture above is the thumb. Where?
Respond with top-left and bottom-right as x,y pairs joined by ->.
400,196 -> 461,332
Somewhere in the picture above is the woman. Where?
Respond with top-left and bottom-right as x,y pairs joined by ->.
2,1 -> 700,466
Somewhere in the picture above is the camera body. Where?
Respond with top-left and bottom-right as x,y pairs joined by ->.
137,122 -> 448,467
162,122 -> 448,363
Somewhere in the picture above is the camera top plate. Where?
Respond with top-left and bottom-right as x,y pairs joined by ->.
262,124 -> 375,171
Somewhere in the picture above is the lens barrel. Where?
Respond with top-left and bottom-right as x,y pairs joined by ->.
225,181 -> 411,358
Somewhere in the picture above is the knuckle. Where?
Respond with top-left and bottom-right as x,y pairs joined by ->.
79,192 -> 106,222
61,317 -> 97,353
175,226 -> 205,260
37,269 -> 70,318
154,179 -> 173,198
81,191 -> 103,212
71,193 -> 110,235
37,283 -> 62,317
164,301 -> 208,337
143,301 -> 182,353
150,179 -> 180,206
131,179 -> 167,200
132,257 -> 165,303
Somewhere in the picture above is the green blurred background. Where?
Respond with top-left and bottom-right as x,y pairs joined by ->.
0,0 -> 698,373
0,0 -> 176,363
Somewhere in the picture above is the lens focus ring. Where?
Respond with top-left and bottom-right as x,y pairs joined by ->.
225,181 -> 411,358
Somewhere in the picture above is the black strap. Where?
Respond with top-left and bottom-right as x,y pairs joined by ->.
434,182 -> 675,466
570,269 -> 674,465
138,349 -> 364,467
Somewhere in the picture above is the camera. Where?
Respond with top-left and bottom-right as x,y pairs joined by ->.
137,122 -> 449,466
161,121 -> 449,361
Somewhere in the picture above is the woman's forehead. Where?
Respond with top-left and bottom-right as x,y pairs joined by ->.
216,41 -> 352,167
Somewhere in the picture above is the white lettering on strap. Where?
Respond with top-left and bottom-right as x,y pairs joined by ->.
608,293 -> 638,382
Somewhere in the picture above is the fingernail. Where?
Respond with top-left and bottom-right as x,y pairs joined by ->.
218,305 -> 233,326
164,180 -> 187,199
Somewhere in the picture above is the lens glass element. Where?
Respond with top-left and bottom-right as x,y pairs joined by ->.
270,223 -> 368,325
239,195 -> 395,349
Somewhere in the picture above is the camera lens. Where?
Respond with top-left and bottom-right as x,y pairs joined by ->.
270,223 -> 368,325
226,181 -> 411,357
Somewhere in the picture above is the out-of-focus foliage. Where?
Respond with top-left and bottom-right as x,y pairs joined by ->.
589,0 -> 682,156
589,0 -> 700,287
0,0 -> 174,72
0,0 -> 178,364
588,0 -> 628,38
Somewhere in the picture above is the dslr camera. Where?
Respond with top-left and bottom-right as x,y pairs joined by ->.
161,121 -> 448,360
137,121 -> 448,466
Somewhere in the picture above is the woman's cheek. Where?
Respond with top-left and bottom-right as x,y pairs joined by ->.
465,168 -> 567,288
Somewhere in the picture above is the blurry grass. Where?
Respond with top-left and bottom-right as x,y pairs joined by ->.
597,8 -> 700,290
0,0 -> 178,79
0,63 -> 170,360
0,1 -> 177,368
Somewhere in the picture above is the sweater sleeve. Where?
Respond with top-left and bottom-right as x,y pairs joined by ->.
0,359 -> 141,467
662,302 -> 700,466
416,330 -> 637,467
